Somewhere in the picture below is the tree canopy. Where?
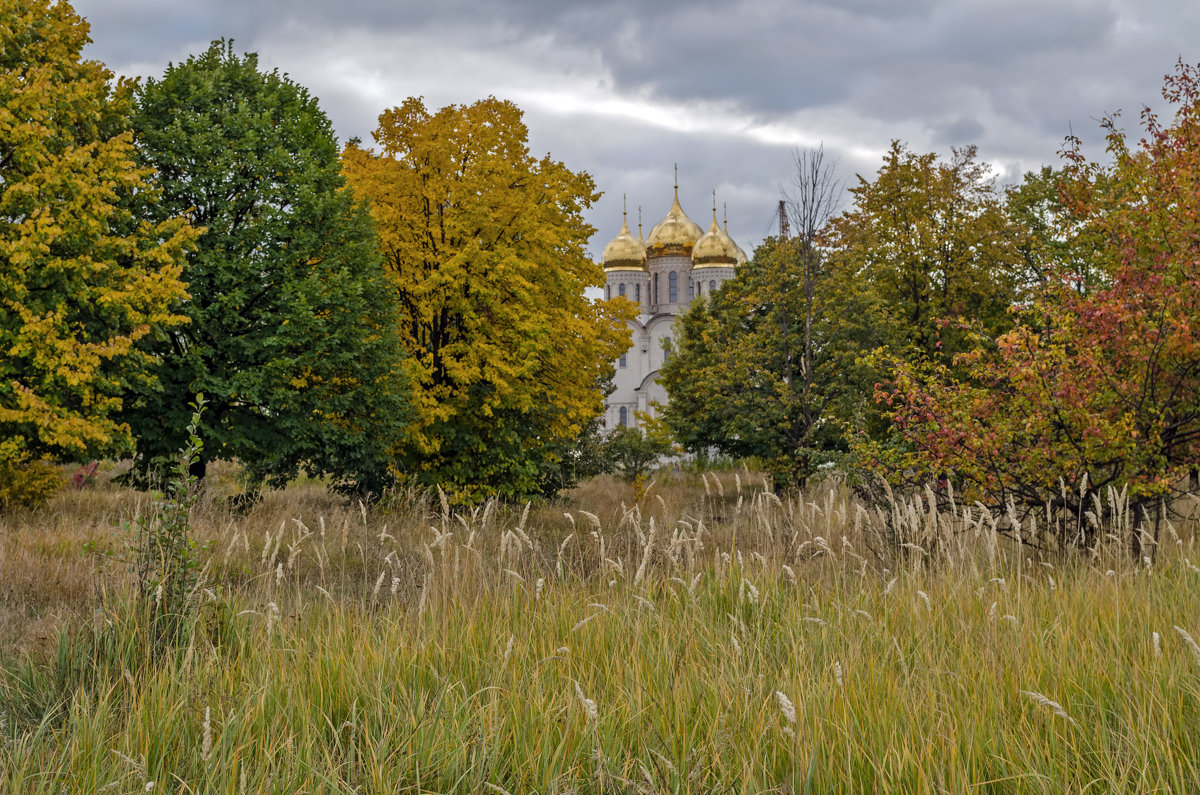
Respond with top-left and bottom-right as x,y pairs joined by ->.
659,144 -> 1020,489
342,97 -> 634,502
660,235 -> 882,486
824,141 -> 1025,364
0,0 -> 195,469
870,61 -> 1200,552
123,41 -> 410,494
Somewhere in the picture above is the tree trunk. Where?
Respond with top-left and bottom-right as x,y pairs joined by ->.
1131,501 -> 1147,560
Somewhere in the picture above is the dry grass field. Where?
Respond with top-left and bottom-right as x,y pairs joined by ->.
2,464 -> 1200,792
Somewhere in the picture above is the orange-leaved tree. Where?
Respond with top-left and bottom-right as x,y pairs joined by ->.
871,61 -> 1200,555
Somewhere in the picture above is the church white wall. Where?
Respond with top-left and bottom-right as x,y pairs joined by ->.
645,314 -> 676,373
605,270 -> 651,314
608,312 -> 652,429
605,306 -> 684,430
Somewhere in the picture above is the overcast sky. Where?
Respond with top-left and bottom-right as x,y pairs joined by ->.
73,0 -> 1196,259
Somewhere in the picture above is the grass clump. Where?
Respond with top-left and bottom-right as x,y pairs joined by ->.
125,397 -> 211,656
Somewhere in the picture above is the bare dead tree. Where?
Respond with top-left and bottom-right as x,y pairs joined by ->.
777,146 -> 845,486
785,145 -> 844,247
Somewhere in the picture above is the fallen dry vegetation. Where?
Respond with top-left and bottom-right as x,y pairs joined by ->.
2,465 -> 1200,792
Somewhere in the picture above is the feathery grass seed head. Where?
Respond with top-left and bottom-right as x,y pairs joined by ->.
1021,690 -> 1077,726
774,691 -> 797,724
575,681 -> 598,724
200,706 -> 212,762
1174,625 -> 1200,667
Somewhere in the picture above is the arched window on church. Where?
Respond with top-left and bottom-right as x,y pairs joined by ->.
606,285 -> 611,300
619,406 -> 628,426
709,279 -> 716,293
618,283 -> 626,297
635,283 -> 640,302
653,273 -> 659,304
669,271 -> 677,303
663,339 -> 671,363
689,276 -> 694,300
619,353 -> 627,368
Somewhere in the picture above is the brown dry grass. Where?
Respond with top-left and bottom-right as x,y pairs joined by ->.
0,464 -> 760,663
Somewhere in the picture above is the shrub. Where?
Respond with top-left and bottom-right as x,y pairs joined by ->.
0,455 -> 62,511
604,425 -> 672,483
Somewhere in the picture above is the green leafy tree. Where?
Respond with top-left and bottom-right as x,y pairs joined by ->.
534,371 -> 617,497
1004,166 -> 1097,297
824,141 -> 1025,364
123,41 -> 409,494
660,147 -> 884,488
131,395 -> 207,654
341,97 -> 634,502
0,0 -> 196,487
660,236 -> 883,488
603,424 -> 671,483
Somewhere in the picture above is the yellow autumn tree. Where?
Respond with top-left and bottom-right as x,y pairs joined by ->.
342,97 -> 634,501
0,0 -> 196,480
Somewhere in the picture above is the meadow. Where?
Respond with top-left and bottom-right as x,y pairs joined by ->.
2,465 -> 1200,793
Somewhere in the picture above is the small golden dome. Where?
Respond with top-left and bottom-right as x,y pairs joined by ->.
734,241 -> 748,265
646,183 -> 703,257
724,214 -> 748,265
693,207 -> 739,267
601,215 -> 647,271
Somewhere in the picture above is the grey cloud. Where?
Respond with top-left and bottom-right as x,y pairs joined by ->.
68,0 -> 1196,260
928,117 -> 986,147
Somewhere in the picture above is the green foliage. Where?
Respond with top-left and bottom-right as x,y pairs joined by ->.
662,145 -> 1027,491
122,40 -> 410,496
1005,165 -> 1099,297
603,423 -> 671,482
0,454 -> 62,511
661,237 -> 883,488
824,141 -> 1024,364
0,0 -> 196,468
534,399 -> 613,498
342,97 -> 634,502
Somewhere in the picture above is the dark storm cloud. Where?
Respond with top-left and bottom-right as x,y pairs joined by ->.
71,0 -> 1197,256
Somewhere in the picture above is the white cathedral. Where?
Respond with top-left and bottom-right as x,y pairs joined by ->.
600,180 -> 747,430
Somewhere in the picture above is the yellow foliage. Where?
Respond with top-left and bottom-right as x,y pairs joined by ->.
0,454 -> 62,511
342,97 -> 634,497
636,407 -> 676,451
0,0 -> 197,464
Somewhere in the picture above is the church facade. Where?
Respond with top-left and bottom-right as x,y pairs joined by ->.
600,183 -> 746,430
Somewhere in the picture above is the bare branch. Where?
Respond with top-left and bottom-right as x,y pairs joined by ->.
784,145 -> 845,243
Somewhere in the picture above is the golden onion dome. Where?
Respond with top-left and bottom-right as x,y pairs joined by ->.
601,215 -> 647,271
646,184 -> 703,257
693,208 -> 739,267
724,216 -> 748,265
